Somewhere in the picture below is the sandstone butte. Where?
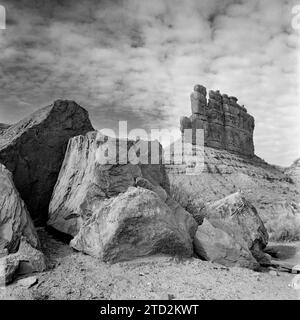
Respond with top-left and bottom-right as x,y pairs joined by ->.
168,84 -> 300,242
180,84 -> 255,156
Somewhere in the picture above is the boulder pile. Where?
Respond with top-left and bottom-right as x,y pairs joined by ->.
0,93 -> 280,287
48,131 -> 197,262
0,100 -> 94,224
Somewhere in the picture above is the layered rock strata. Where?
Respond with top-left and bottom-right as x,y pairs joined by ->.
180,85 -> 255,156
167,145 -> 300,241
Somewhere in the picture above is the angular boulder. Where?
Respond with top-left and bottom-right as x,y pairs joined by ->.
0,164 -> 39,253
0,254 -> 19,286
70,187 -> 197,262
0,237 -> 46,285
14,237 -> 46,276
194,218 -> 259,269
48,131 -> 170,236
206,192 -> 270,265
0,100 -> 94,224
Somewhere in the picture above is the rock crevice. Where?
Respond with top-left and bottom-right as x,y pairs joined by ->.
0,100 -> 94,224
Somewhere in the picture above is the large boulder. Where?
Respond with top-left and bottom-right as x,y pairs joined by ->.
194,218 -> 259,269
70,187 -> 197,262
206,192 -> 269,265
48,131 -> 170,236
0,164 -> 39,253
0,100 -> 94,224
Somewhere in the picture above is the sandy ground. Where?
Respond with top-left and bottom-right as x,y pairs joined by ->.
0,229 -> 299,300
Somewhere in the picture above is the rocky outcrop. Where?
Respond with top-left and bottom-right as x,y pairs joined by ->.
167,143 -> 290,178
194,218 -> 259,269
70,187 -> 197,262
180,85 -> 254,156
48,131 -> 170,236
0,100 -> 94,224
167,144 -> 299,241
0,164 -> 39,253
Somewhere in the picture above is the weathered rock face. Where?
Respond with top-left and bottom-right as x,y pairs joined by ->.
194,218 -> 259,269
259,200 -> 300,242
0,164 -> 39,253
193,192 -> 270,269
48,131 -> 170,236
70,187 -> 197,262
0,100 -> 94,224
167,144 -> 299,241
180,85 -> 255,156
206,192 -> 269,265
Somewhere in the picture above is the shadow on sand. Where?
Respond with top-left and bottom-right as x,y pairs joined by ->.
265,244 -> 298,261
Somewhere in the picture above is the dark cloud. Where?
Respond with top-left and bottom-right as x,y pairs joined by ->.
0,0 -> 299,166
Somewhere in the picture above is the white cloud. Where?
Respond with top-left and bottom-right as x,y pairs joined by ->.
0,0 -> 299,166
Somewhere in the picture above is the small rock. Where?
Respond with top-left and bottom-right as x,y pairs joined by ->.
219,266 -> 230,271
168,294 -> 176,300
292,265 -> 300,274
17,276 -> 38,288
269,270 -> 279,276
0,256 -> 20,285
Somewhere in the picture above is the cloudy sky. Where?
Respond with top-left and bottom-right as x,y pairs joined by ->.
0,0 -> 299,166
